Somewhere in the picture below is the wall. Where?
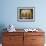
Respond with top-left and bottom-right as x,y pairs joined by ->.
0,0 -> 46,29
0,0 -> 46,44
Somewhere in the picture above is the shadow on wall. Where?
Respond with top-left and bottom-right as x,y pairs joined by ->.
0,24 -> 7,43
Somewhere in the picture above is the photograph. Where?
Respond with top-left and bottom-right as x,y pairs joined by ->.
17,7 -> 35,22
0,0 -> 46,46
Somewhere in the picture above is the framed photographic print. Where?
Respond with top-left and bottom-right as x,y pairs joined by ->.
17,7 -> 35,22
